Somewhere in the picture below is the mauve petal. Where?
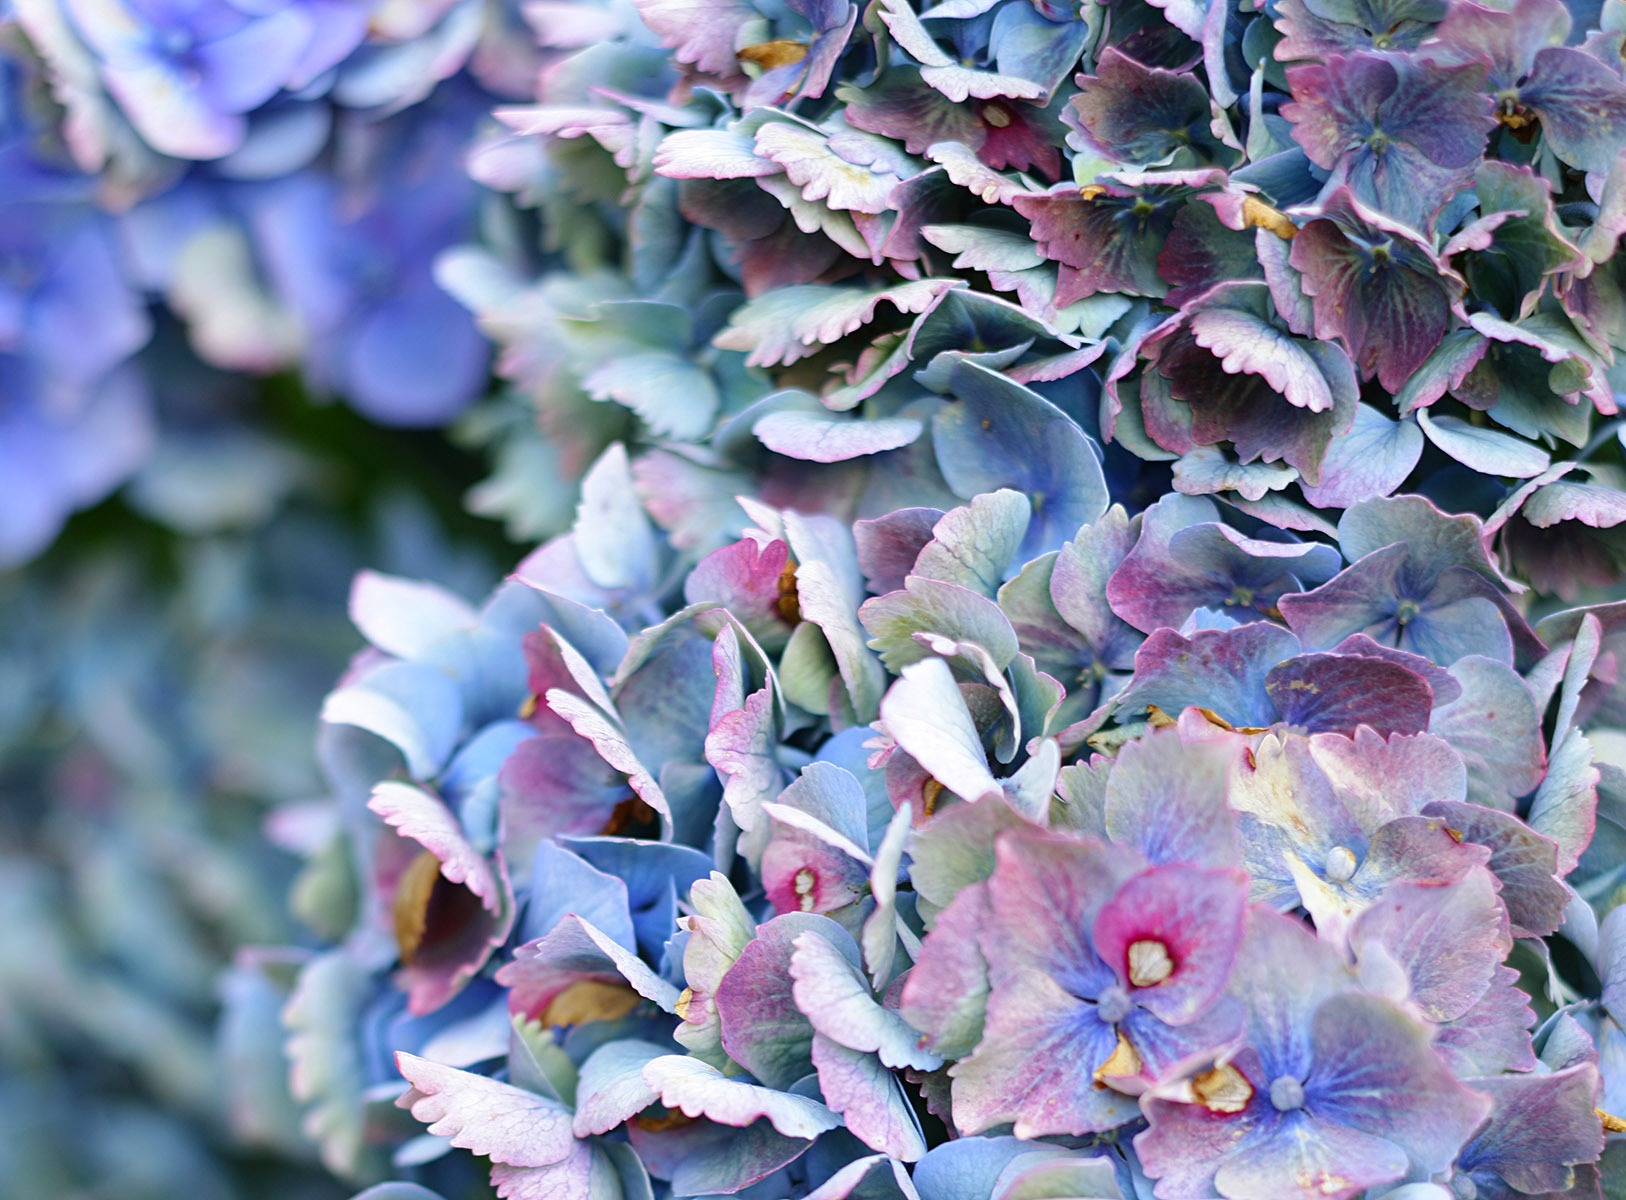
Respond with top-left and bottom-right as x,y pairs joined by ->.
1230,908 -> 1351,1077
1120,997 -> 1244,1084
498,732 -> 628,848
1306,991 -> 1491,1173
949,971 -> 1134,1136
1422,800 -> 1569,937
1306,727 -> 1466,825
809,1033 -> 927,1160
714,912 -> 847,1089
899,882 -> 991,1059
342,286 -> 490,426
102,59 -> 247,158
1212,1112 -> 1405,1200
684,537 -> 798,653
1349,868 -> 1509,1022
1455,1063 -> 1603,1191
1263,652 -> 1435,737
1120,623 -> 1302,730
194,7 -> 312,114
1103,727 -> 1242,869
1289,190 -> 1461,391
1135,1050 -> 1275,1199
983,831 -> 1139,992
1521,45 -> 1626,175
1092,864 -> 1248,1024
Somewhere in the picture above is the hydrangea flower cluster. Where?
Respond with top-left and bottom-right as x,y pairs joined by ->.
447,0 -> 1626,559
0,0 -> 526,565
250,470 -> 1626,1197
205,0 -> 1626,1194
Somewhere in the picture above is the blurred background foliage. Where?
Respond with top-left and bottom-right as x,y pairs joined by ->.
0,363 -> 515,1200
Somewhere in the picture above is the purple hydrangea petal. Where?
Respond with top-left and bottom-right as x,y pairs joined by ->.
1427,655 -> 1546,811
1455,1062 -> 1604,1194
791,929 -> 940,1070
1211,1113 -> 1407,1200
630,0 -> 755,77
1108,495 -> 1340,632
395,1052 -> 576,1167
1349,869 -> 1510,1023
192,7 -> 312,114
856,508 -> 947,596
1012,184 -> 1175,300
1091,863 -> 1248,1024
949,970 -> 1135,1136
1069,47 -> 1225,166
641,1055 -> 843,1138
1297,404 -> 1424,509
715,912 -> 855,1088
899,881 -> 991,1059
1288,189 -> 1464,391
1119,623 -> 1303,729
1303,992 -> 1491,1176
809,1033 -> 928,1160
1102,728 -> 1242,868
1520,45 -> 1626,176
1421,800 -> 1569,936
1274,0 -> 1448,61
1306,727 -> 1466,825
1263,652 -> 1435,737
1431,963 -> 1537,1076
1283,54 -> 1493,227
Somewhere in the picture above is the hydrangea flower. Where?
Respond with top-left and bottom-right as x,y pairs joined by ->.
1136,909 -> 1491,1200
240,420 -> 1624,1197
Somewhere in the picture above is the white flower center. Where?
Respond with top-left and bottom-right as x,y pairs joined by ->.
1127,938 -> 1174,987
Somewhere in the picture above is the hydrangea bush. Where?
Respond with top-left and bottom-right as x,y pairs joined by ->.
14,0 -> 1626,1191
239,0 -> 1626,1178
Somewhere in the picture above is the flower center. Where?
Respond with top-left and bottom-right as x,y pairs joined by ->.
1324,845 -> 1357,883
1396,597 -> 1421,625
1127,938 -> 1175,986
1097,983 -> 1133,1025
1093,1031 -> 1143,1087
1193,1063 -> 1253,1113
981,103 -> 1012,128
794,867 -> 816,911
159,27 -> 194,56
1269,1074 -> 1306,1111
